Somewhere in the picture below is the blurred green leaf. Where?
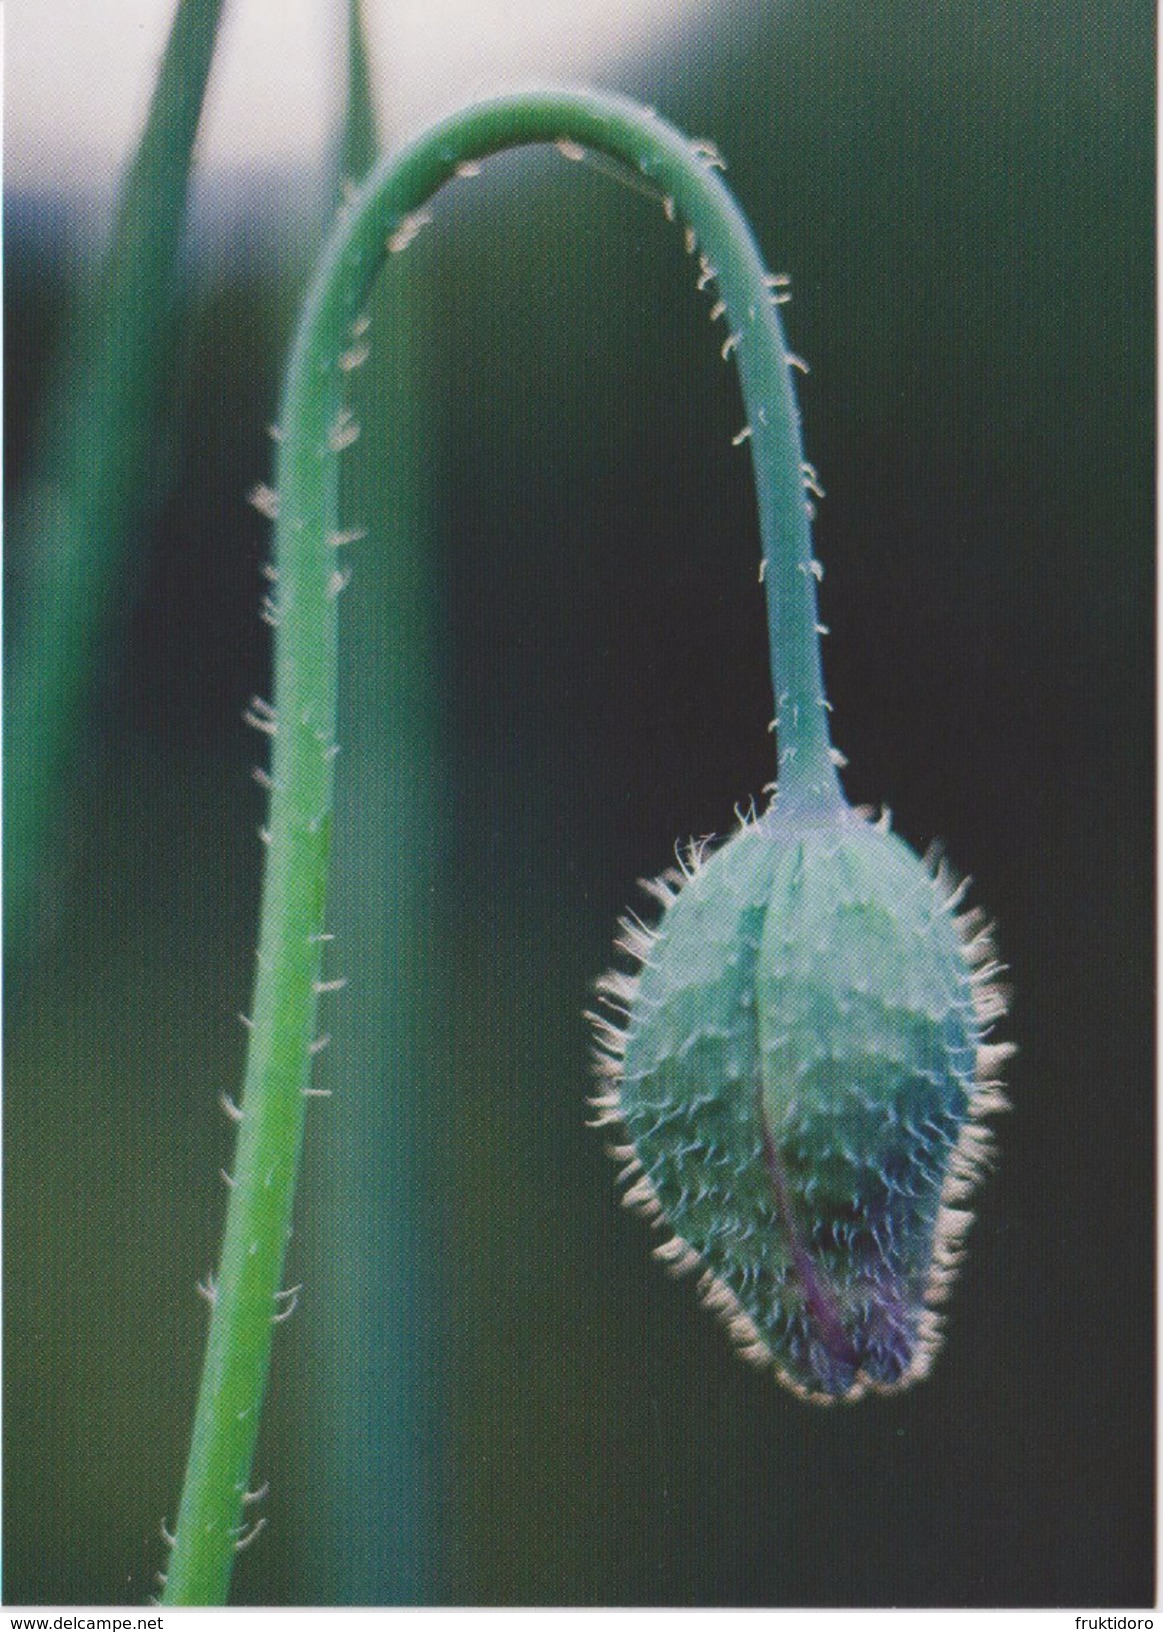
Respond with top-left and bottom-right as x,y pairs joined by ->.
5,0 -> 227,969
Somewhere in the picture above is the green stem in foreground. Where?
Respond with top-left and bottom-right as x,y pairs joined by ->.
162,87 -> 839,1605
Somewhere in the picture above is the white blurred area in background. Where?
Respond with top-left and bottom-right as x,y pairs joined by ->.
6,0 -> 715,186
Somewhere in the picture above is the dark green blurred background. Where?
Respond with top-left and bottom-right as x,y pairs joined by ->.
5,0 -> 1154,1606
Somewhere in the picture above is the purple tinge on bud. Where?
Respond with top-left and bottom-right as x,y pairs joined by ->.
589,803 -> 1012,1403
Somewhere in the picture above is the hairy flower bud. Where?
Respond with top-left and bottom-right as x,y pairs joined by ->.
591,804 -> 1011,1402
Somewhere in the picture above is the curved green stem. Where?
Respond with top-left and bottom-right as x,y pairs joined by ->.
163,86 -> 838,1605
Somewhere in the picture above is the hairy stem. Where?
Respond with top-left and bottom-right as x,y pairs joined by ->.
163,85 -> 837,1604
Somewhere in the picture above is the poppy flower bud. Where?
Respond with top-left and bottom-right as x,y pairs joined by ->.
591,804 -> 1011,1402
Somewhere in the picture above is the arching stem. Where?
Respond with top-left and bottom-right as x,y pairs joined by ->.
163,86 -> 839,1605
